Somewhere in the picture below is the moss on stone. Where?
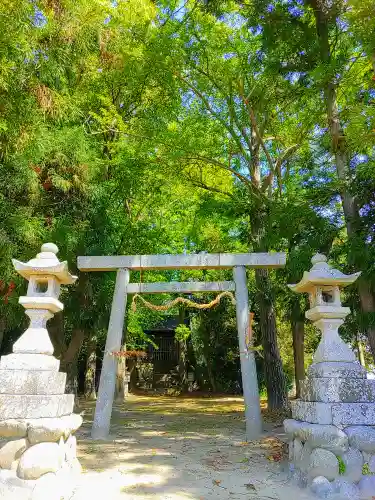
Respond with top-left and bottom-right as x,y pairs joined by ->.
337,456 -> 346,475
362,463 -> 375,476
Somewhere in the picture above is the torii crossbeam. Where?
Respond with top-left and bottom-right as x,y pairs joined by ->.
77,252 -> 286,441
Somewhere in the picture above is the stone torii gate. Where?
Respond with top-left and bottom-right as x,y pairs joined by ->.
77,252 -> 286,441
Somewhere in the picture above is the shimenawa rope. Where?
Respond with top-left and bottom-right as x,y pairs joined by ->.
131,290 -> 236,312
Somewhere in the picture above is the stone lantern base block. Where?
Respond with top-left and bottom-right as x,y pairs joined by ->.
0,414 -> 82,443
284,419 -> 349,454
292,401 -> 375,426
0,371 -> 66,396
307,362 -> 367,379
286,419 -> 375,499
0,354 -> 60,372
0,414 -> 82,500
300,377 -> 375,403
0,395 -> 74,420
0,461 -> 80,500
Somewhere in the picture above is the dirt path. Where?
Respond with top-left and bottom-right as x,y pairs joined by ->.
72,395 -> 314,500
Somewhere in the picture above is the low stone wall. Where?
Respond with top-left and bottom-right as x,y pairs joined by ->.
0,414 -> 82,500
286,419 -> 375,499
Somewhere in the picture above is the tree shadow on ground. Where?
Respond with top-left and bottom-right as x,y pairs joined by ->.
72,395 -> 296,500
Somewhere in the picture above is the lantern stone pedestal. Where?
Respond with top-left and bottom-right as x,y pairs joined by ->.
285,255 -> 375,499
0,244 -> 83,500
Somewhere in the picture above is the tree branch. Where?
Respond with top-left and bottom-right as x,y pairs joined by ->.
249,107 -> 274,174
183,155 -> 254,190
174,72 -> 251,163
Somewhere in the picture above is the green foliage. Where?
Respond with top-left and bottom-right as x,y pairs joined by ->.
1,0 -> 375,399
337,456 -> 346,475
362,462 -> 375,476
175,324 -> 191,342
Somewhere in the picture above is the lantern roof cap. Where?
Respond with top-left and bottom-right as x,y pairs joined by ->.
288,254 -> 360,293
12,243 -> 77,284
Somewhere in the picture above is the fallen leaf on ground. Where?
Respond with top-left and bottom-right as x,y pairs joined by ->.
244,483 -> 256,491
213,479 -> 222,486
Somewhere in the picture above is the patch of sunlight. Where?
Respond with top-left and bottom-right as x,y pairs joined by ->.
120,491 -> 199,499
72,468 -> 169,500
115,450 -> 175,464
110,394 -> 247,416
140,430 -> 169,437
120,470 -> 169,487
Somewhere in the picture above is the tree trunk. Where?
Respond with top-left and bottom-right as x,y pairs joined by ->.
177,307 -> 188,391
205,356 -> 216,392
48,311 -> 65,359
127,358 -> 138,392
200,327 -> 216,392
115,344 -> 127,402
84,336 -> 97,400
60,328 -> 85,395
358,341 -> 366,368
326,46 -> 375,364
256,269 -> 289,409
290,299 -> 305,398
308,0 -> 375,362
355,329 -> 366,367
178,340 -> 188,391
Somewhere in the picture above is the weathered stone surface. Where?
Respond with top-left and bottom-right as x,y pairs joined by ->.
79,252 -> 286,271
309,317 -> 356,364
331,479 -> 360,499
368,455 -> 375,473
363,452 -> 371,464
300,442 -> 313,473
291,468 -> 308,488
64,435 -> 77,462
0,354 -> 60,372
284,419 -> 348,453
358,475 -> 375,499
293,438 -> 303,464
0,371 -> 66,395
308,362 -> 366,379
301,378 -> 375,403
309,448 -> 339,481
291,401 -> 333,424
31,471 -> 75,500
310,476 -> 334,498
293,402 -> 375,426
332,404 -> 375,426
284,419 -> 299,438
0,420 -> 27,439
346,427 -> 375,453
17,442 -> 64,480
31,471 -> 76,500
27,414 -> 82,444
68,458 -> 82,476
0,468 -> 37,490
0,394 -> 74,420
341,447 -> 363,483
10,459 -> 19,471
30,472 -> 57,500
12,309 -> 55,356
288,440 -> 294,461
0,439 -> 28,469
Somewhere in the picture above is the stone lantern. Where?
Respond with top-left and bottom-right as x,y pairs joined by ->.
0,244 -> 83,500
289,253 -> 361,371
285,254 -> 375,499
11,242 -> 77,361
